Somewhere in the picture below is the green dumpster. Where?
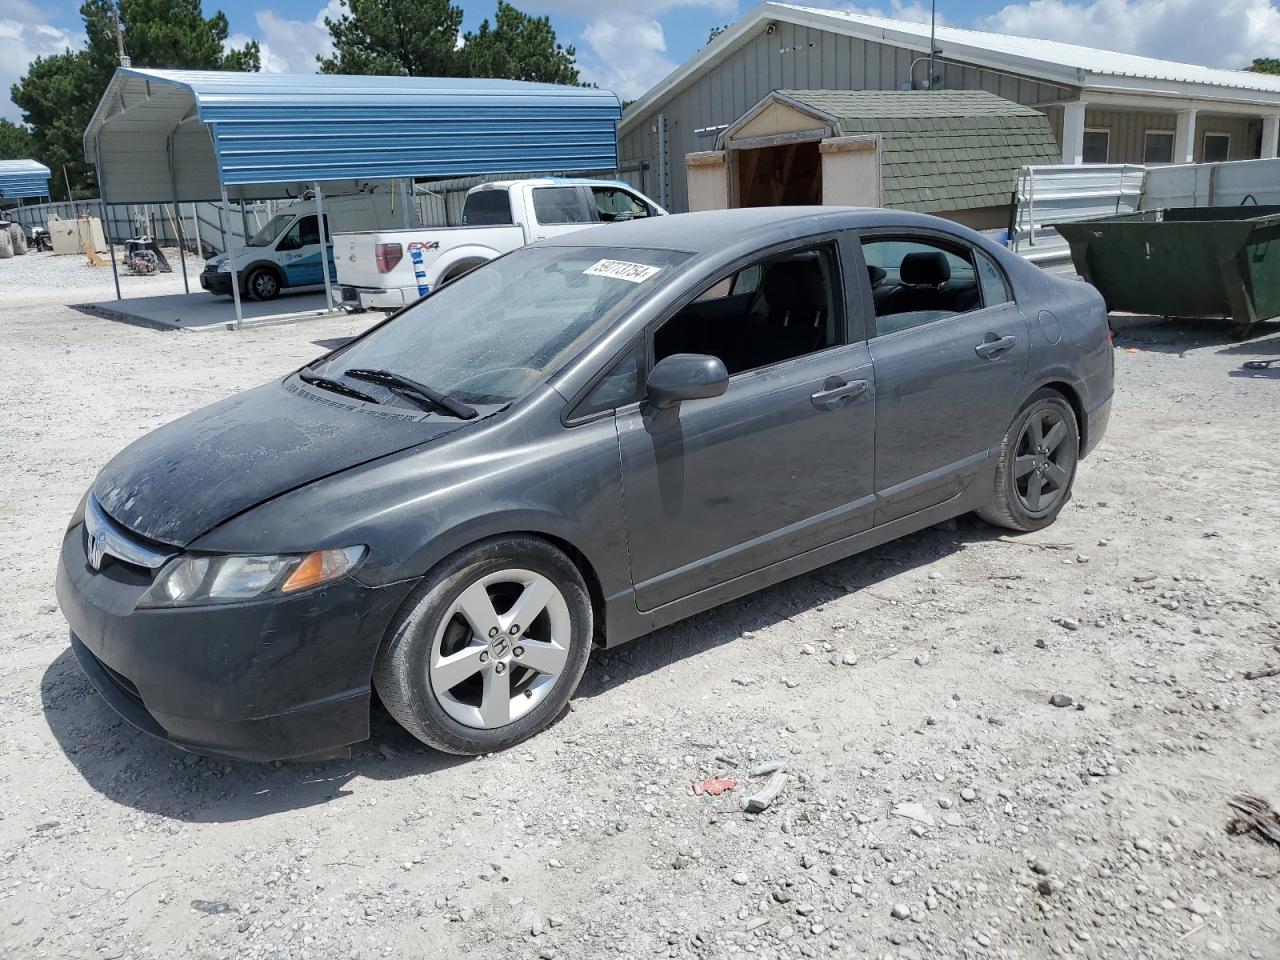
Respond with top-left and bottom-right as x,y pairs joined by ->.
1055,206 -> 1280,336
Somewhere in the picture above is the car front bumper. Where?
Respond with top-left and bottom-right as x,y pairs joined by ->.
199,270 -> 232,295
55,522 -> 416,761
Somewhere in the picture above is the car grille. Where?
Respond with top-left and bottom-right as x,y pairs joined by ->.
84,495 -> 176,574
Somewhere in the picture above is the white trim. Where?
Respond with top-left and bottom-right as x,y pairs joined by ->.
1143,129 -> 1176,164
619,2 -> 1280,136
1082,127 -> 1111,163
1202,131 -> 1231,162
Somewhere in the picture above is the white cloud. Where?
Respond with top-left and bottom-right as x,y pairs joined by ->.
577,14 -> 680,100
980,0 -> 1280,69
524,0 -> 738,13
227,0 -> 341,75
0,13 -> 82,122
839,0 -> 940,24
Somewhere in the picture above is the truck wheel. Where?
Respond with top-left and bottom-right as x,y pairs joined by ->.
0,228 -> 12,259
245,267 -> 280,301
373,535 -> 594,755
9,224 -> 27,255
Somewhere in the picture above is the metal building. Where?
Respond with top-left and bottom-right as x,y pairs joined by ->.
0,159 -> 52,201
622,2 -> 1280,214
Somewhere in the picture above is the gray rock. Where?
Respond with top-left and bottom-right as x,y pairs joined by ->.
191,900 -> 232,915
890,903 -> 912,920
732,872 -> 749,886
915,652 -> 931,666
841,651 -> 859,666
1049,693 -> 1074,708
960,788 -> 977,802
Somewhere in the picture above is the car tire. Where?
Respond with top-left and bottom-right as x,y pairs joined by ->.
0,227 -> 11,259
245,267 -> 280,301
9,224 -> 27,255
977,388 -> 1080,532
373,535 -> 594,755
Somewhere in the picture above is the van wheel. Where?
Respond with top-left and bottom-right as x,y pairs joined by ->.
978,389 -> 1079,532
245,267 -> 280,301
373,536 -> 593,755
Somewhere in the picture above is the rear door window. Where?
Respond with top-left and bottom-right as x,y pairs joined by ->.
531,187 -> 592,225
462,189 -> 515,225
861,237 -> 984,336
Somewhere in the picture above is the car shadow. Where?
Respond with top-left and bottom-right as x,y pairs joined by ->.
42,516 -> 1004,823
575,515 -> 1006,701
40,649 -> 472,824
1110,314 -> 1280,354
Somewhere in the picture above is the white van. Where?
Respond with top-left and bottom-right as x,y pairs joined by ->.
200,190 -> 419,301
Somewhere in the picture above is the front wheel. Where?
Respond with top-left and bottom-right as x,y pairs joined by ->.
373,536 -> 593,755
245,267 -> 280,301
977,389 -> 1079,532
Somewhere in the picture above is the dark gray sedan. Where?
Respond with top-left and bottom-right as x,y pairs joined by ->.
56,207 -> 1113,760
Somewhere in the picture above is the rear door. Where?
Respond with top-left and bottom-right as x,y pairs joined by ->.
526,185 -> 596,241
860,231 -> 1029,524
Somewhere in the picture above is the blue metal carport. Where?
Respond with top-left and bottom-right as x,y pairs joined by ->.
0,159 -> 52,201
83,68 -> 623,325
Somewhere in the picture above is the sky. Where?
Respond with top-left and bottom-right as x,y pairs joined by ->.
3,0 -> 1280,122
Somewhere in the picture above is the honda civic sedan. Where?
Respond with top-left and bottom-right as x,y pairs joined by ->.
56,207 -> 1113,761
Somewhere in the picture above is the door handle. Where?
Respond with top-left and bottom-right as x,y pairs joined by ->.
811,378 -> 868,410
975,334 -> 1017,359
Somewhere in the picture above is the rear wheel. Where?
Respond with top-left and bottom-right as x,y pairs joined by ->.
978,389 -> 1079,532
245,267 -> 280,301
373,536 -> 593,755
9,224 -> 27,255
0,228 -> 11,259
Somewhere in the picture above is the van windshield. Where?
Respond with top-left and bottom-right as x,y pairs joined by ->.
315,245 -> 689,406
247,214 -> 294,247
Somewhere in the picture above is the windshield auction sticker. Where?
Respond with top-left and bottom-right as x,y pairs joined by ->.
584,259 -> 663,283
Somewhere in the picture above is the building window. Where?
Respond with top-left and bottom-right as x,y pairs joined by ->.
1203,132 -> 1231,163
1144,130 -> 1175,164
1082,128 -> 1110,164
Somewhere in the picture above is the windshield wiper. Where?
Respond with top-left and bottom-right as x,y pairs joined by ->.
297,369 -> 379,404
343,368 -> 477,420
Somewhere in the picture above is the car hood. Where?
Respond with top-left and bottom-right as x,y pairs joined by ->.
93,376 -> 465,547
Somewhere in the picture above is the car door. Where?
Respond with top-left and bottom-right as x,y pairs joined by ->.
590,185 -> 660,222
860,232 -> 1030,525
526,185 -> 596,241
610,238 -> 877,612
277,214 -> 330,287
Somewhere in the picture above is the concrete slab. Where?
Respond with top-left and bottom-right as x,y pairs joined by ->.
73,290 -> 334,332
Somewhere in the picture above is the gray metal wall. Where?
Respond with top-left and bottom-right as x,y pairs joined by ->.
619,20 -> 1075,213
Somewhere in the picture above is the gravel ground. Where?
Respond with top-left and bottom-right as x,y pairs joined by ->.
0,246 -> 200,306
1,267 -> 1278,960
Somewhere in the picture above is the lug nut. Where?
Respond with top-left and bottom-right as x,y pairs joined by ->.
488,627 -> 499,638
479,651 -> 489,663
512,645 -> 524,658
509,624 -> 520,635
495,662 -> 506,675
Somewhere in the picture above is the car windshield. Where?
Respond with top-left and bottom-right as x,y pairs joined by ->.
246,214 -> 294,247
315,245 -> 689,405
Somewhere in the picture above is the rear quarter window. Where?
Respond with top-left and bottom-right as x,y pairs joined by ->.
462,189 -> 514,226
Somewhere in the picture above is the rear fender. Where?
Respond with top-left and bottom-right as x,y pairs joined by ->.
427,246 -> 500,286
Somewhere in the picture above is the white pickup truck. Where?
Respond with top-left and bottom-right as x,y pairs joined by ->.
333,178 -> 666,312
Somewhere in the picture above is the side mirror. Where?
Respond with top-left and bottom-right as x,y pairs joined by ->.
646,353 -> 729,410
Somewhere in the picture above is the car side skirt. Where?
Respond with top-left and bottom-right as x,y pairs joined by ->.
602,470 -> 994,647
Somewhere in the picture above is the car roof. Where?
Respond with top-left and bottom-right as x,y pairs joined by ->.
543,206 -> 945,254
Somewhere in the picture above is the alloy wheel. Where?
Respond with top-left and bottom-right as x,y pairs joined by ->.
1013,406 -> 1076,515
428,569 -> 571,729
251,271 -> 278,299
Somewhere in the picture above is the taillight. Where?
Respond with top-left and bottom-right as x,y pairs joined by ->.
375,243 -> 403,273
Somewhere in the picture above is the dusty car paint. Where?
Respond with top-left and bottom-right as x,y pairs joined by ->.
57,207 -> 1113,760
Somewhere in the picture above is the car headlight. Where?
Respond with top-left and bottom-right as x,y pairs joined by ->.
138,546 -> 366,608
216,261 -> 231,273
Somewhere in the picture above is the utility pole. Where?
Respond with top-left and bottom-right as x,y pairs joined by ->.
115,13 -> 130,67
928,0 -> 937,90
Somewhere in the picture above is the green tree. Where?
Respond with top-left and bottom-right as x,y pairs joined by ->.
10,0 -> 259,199
1249,57 -> 1280,75
318,0 -> 465,77
0,119 -> 36,160
459,2 -> 579,85
320,0 -> 580,84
